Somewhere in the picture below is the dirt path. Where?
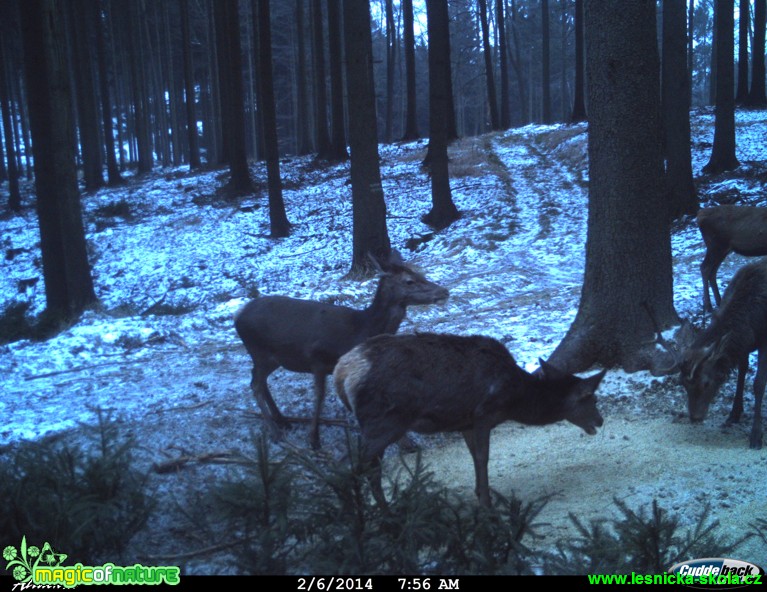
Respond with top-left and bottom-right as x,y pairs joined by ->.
385,371 -> 767,566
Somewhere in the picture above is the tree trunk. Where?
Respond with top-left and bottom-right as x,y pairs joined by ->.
180,0 -> 201,169
541,0 -> 551,123
662,0 -> 697,219
478,0 -> 499,130
401,0 -> 419,140
295,0 -> 313,155
496,0 -> 510,129
0,36 -> 21,212
748,0 -> 767,106
92,0 -> 122,184
570,0 -> 586,122
422,0 -> 460,231
256,0 -> 291,237
312,0 -> 332,159
342,0 -> 391,274
703,0 -> 740,175
327,0 -> 349,160
548,0 -> 677,374
19,0 -> 96,322
736,0 -> 750,103
69,0 -> 104,191
214,0 -> 253,193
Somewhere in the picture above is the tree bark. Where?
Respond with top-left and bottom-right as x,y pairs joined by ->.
422,0 -> 460,230
401,0 -> 419,140
570,0 -> 586,122
548,0 -> 677,374
19,0 -> 96,322
747,0 -> 767,106
703,0 -> 740,175
327,0 -> 349,160
342,0 -> 391,274
496,0 -> 510,129
662,0 -> 698,219
541,0 -> 551,123
256,0 -> 291,237
180,0 -> 201,169
478,0 -> 499,130
736,0 -> 750,103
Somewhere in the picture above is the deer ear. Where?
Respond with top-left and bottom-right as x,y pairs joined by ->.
538,358 -> 565,380
367,252 -> 386,274
388,249 -> 405,266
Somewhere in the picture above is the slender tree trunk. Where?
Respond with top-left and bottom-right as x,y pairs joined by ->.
327,0 -> 349,160
180,0 -> 201,169
92,0 -> 122,184
662,0 -> 698,219
0,37 -> 21,211
295,0 -> 312,154
570,0 -> 586,122
736,0 -> 750,103
256,0 -> 291,237
748,0 -> 767,106
541,0 -> 551,123
478,0 -> 499,130
401,0 -> 419,140
70,0 -> 104,191
312,0 -> 332,158
496,0 -> 510,129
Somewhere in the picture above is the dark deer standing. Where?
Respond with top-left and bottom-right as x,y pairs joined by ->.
234,251 -> 449,450
697,205 -> 767,311
333,332 -> 606,506
660,258 -> 767,449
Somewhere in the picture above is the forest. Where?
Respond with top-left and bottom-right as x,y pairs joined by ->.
1,0 -> 767,578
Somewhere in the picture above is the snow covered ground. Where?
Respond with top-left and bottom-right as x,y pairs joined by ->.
2,108 -> 767,568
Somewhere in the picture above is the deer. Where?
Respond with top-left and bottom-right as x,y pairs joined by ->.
333,332 -> 606,507
234,251 -> 449,450
652,257 -> 767,449
697,205 -> 767,311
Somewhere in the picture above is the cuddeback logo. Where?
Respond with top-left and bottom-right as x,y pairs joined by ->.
668,558 -> 765,589
3,536 -> 180,588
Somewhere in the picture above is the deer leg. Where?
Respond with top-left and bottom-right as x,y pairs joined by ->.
309,371 -> 328,450
701,249 -> 725,311
360,423 -> 408,508
726,356 -> 748,425
251,356 -> 290,438
749,349 -> 767,449
463,427 -> 492,507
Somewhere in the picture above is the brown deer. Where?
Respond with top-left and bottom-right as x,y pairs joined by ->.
697,205 -> 767,311
333,332 -> 606,507
653,258 -> 767,449
234,251 -> 449,450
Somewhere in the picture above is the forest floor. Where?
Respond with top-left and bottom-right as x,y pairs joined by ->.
2,109 -> 767,574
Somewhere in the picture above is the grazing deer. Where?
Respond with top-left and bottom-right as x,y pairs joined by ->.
697,205 -> 767,311
653,258 -> 767,449
234,251 -> 449,450
333,332 -> 606,506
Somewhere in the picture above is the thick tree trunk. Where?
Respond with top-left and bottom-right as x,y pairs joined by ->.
343,0 -> 391,273
422,0 -> 460,231
548,0 -> 677,374
703,0 -> 740,175
19,0 -> 96,322
570,0 -> 586,122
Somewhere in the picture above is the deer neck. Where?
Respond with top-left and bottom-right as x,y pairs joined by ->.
363,283 -> 407,337
505,374 -> 570,425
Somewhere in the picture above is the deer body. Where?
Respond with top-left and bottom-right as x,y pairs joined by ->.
334,332 -> 606,506
697,205 -> 767,311
234,253 -> 449,449
680,258 -> 767,449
